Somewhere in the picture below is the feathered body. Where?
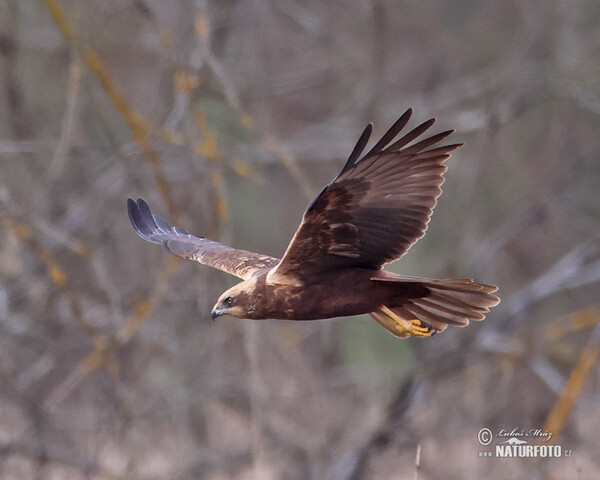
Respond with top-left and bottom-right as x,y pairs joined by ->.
218,269 -> 426,320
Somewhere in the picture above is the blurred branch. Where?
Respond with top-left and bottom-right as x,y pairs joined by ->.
244,322 -> 267,480
5,215 -> 97,338
506,238 -> 600,318
0,11 -> 33,140
470,202 -> 548,273
262,134 -> 315,199
43,0 -> 181,223
0,139 -> 53,154
543,323 -> 600,442
0,441 -> 119,480
2,213 -> 125,411
328,375 -> 421,480
133,0 -> 174,49
48,58 -> 83,181
552,81 -> 600,117
44,255 -> 180,411
544,305 -> 600,345
29,213 -> 91,258
184,6 -> 315,199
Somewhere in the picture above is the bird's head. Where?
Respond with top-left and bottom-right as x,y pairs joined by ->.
211,281 -> 253,320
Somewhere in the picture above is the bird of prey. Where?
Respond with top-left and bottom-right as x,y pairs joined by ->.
128,109 -> 499,338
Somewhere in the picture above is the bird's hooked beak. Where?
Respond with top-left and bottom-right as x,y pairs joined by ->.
210,306 -> 225,321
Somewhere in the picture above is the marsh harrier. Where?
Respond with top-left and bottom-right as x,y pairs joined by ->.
128,109 -> 499,338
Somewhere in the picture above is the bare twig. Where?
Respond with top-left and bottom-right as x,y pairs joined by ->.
506,239 -> 600,318
43,0 -> 181,223
543,324 -> 600,442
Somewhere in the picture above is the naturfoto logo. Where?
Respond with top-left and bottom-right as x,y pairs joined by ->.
477,427 -> 573,459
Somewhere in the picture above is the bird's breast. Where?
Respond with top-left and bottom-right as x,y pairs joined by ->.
257,268 -> 382,320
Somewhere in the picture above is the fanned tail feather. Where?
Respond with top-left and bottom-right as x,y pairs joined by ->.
369,276 -> 499,338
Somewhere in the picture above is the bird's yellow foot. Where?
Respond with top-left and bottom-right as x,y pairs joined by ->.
402,318 -> 435,337
369,305 -> 436,338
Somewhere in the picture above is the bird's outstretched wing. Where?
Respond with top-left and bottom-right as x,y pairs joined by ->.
127,198 -> 279,280
271,108 -> 461,282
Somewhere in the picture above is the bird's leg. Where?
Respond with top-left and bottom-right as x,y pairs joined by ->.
369,305 -> 436,339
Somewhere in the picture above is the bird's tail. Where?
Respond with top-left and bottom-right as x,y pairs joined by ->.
369,276 -> 500,338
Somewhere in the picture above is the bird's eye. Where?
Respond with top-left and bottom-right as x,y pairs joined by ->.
224,296 -> 234,307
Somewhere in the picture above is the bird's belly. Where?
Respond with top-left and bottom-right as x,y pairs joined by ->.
277,269 -> 382,320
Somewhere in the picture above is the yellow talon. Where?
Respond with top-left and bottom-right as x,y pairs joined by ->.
405,318 -> 434,336
370,305 -> 436,338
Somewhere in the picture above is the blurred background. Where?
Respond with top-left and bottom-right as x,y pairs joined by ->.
1,1 -> 599,479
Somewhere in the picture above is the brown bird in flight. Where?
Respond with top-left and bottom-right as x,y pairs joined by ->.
128,109 -> 499,338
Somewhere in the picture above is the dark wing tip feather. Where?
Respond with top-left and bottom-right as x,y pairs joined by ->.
135,198 -> 156,227
152,213 -> 172,233
339,122 -> 373,176
386,117 -> 436,152
447,142 -> 463,151
127,197 -> 155,242
128,197 -> 184,246
340,110 -> 459,178
399,129 -> 457,156
364,108 -> 414,158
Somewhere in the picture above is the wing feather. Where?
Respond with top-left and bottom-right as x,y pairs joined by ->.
271,109 -> 462,281
127,198 -> 279,280
341,123 -> 373,174
363,109 -> 413,158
